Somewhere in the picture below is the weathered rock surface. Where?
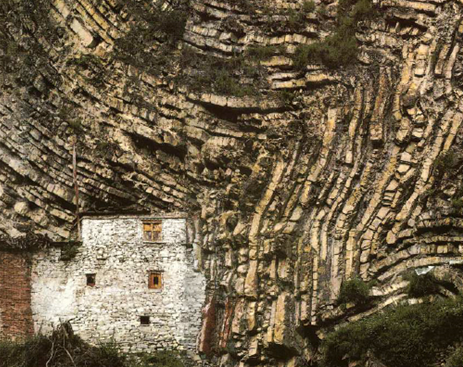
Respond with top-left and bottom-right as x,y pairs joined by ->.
1,0 -> 463,365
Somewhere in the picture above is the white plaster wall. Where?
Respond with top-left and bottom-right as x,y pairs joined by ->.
31,217 -> 206,353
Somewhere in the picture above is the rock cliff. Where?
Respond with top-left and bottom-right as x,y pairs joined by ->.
1,0 -> 463,365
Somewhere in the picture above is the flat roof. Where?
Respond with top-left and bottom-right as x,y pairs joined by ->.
81,211 -> 188,220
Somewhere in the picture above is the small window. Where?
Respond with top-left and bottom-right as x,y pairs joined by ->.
86,274 -> 96,287
149,272 -> 162,289
143,220 -> 162,241
140,316 -> 150,325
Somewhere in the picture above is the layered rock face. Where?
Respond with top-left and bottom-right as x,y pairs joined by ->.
1,0 -> 463,365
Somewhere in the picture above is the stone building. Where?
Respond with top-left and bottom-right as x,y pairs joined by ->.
0,213 -> 206,354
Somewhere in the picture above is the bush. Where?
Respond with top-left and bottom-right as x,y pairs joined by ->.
0,323 -> 186,367
246,45 -> 284,61
352,0 -> 375,20
0,323 -> 127,367
434,150 -> 460,172
292,0 -> 375,70
68,119 -> 83,134
321,33 -> 357,69
452,197 -> 463,210
406,272 -> 440,298
446,347 -> 463,367
133,351 -> 184,367
60,241 -> 81,261
321,296 -> 463,367
292,33 -> 358,70
292,43 -> 323,69
302,0 -> 316,13
338,278 -> 370,306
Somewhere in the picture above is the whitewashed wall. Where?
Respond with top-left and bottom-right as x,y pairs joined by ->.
31,216 -> 206,353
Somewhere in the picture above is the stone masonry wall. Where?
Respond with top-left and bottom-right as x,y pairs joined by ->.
0,251 -> 34,340
30,216 -> 206,353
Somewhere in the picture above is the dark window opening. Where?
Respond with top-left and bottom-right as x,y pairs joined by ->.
86,274 -> 96,286
149,272 -> 162,289
140,316 -> 150,325
143,220 -> 162,241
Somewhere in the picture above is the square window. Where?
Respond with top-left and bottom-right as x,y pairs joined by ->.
143,220 -> 162,241
149,272 -> 162,289
140,316 -> 150,325
86,274 -> 96,287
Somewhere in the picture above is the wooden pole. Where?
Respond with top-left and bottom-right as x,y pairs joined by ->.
72,142 -> 81,239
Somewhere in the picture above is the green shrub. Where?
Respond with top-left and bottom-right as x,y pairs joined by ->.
292,43 -> 323,69
157,9 -> 188,43
60,241 -> 81,261
292,33 -> 358,70
352,0 -> 375,20
406,272 -> 440,298
321,296 -> 463,367
302,0 -> 316,13
246,45 -> 284,61
446,347 -> 463,367
0,323 -> 127,367
285,0 -> 316,30
68,119 -> 83,134
292,0 -> 375,70
229,0 -> 256,13
321,33 -> 358,68
317,4 -> 328,17
278,90 -> 296,106
338,277 -> 371,306
452,198 -> 463,211
133,350 -> 184,367
434,150 -> 460,172
0,323 -> 186,367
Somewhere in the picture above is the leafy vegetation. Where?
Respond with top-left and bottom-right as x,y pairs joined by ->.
60,241 -> 81,261
285,0 -> 316,31
246,45 -> 285,61
452,197 -> 463,211
321,296 -> 463,367
0,323 -> 185,367
337,277 -> 371,307
446,347 -> 463,367
405,271 -> 440,298
292,0 -> 375,69
134,351 -> 184,367
111,0 -> 189,75
0,323 -> 126,367
434,150 -> 461,173
67,119 -> 84,134
184,52 -> 262,97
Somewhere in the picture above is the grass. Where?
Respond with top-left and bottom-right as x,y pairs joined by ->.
321,296 -> 463,367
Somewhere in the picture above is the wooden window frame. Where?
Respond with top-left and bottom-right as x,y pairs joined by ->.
148,272 -> 162,290
86,273 -> 96,287
143,220 -> 162,242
